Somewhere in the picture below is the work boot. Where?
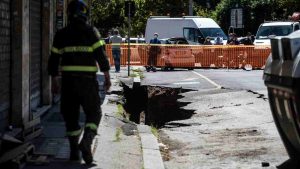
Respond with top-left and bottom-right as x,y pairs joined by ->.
79,128 -> 96,165
151,66 -> 157,72
68,136 -> 80,162
146,66 -> 151,72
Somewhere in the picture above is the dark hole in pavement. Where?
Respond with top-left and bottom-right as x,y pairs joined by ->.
164,122 -> 192,128
164,122 -> 202,128
122,83 -> 196,128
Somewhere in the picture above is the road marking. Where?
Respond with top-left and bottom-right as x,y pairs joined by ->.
182,78 -> 199,81
173,82 -> 200,85
192,71 -> 222,89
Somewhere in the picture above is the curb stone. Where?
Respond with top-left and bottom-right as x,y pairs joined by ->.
138,125 -> 165,169
134,72 -> 164,169
95,70 -> 165,169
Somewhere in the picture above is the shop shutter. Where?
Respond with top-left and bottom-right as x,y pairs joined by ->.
0,0 -> 11,131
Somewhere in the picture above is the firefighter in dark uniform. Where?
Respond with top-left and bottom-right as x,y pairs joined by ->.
48,0 -> 111,165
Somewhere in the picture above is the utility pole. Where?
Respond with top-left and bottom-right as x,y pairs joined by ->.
127,1 -> 131,76
189,0 -> 193,16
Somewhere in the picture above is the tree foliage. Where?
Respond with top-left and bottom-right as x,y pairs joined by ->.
91,0 -> 300,37
213,0 -> 300,35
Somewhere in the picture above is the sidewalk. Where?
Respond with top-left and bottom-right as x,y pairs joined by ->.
24,67 -> 163,169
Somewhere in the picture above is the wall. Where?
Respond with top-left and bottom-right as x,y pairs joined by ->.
0,0 -> 11,132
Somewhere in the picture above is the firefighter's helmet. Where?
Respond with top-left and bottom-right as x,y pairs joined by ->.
68,0 -> 89,22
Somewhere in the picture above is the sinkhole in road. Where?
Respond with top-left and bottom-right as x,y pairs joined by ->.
122,83 -> 196,127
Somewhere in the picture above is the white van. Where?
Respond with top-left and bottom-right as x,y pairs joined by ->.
254,21 -> 300,45
145,16 -> 227,45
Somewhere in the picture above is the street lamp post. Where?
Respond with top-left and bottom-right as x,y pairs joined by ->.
189,0 -> 193,16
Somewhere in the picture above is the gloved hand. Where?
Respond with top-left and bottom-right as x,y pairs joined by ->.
51,76 -> 60,94
104,71 -> 111,92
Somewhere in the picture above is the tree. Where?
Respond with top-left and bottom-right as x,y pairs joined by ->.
91,0 -> 125,37
91,0 -> 192,37
91,0 -> 300,38
213,0 -> 300,36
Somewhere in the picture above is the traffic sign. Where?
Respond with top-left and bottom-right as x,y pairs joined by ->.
230,8 -> 243,29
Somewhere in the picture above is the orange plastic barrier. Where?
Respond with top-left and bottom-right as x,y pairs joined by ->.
105,44 -> 271,69
160,46 -> 195,68
105,44 -> 142,66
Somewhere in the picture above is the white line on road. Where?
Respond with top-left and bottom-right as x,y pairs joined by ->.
192,71 -> 222,89
173,82 -> 200,85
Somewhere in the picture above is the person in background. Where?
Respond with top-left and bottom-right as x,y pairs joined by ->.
227,33 -> 234,44
228,33 -> 240,45
109,29 -> 122,73
147,33 -> 161,72
214,33 -> 223,45
104,32 -> 111,44
243,32 -> 254,45
204,36 -> 212,45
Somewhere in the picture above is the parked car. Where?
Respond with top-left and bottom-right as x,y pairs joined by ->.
237,36 -> 254,45
160,37 -> 189,45
254,21 -> 300,45
122,37 -> 146,44
157,37 -> 194,70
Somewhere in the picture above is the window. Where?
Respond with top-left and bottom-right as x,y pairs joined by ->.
199,28 -> 228,40
294,24 -> 299,31
183,28 -> 203,42
256,25 -> 293,39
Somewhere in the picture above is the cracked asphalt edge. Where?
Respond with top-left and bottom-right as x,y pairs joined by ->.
93,72 -> 165,169
135,74 -> 165,169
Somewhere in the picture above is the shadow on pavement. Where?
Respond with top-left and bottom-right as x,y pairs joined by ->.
277,159 -> 299,169
25,160 -> 99,169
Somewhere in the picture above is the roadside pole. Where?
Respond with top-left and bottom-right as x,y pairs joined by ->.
127,1 -> 131,76
189,0 -> 193,16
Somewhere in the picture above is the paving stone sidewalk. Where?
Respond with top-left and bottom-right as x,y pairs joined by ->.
24,69 -> 146,169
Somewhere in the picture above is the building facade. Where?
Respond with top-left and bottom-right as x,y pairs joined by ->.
0,0 -> 11,132
0,0 -> 62,148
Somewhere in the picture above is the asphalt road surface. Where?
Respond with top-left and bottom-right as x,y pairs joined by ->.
143,69 -> 266,92
194,69 -> 266,91
142,69 -> 289,169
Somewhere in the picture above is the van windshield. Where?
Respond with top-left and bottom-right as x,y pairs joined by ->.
256,25 -> 293,39
200,28 -> 228,40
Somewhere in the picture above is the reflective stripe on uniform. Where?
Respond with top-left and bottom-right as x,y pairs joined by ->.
63,46 -> 93,53
66,129 -> 82,136
52,40 -> 105,55
51,47 -> 63,54
85,123 -> 98,131
61,66 -> 98,72
92,40 -> 105,50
